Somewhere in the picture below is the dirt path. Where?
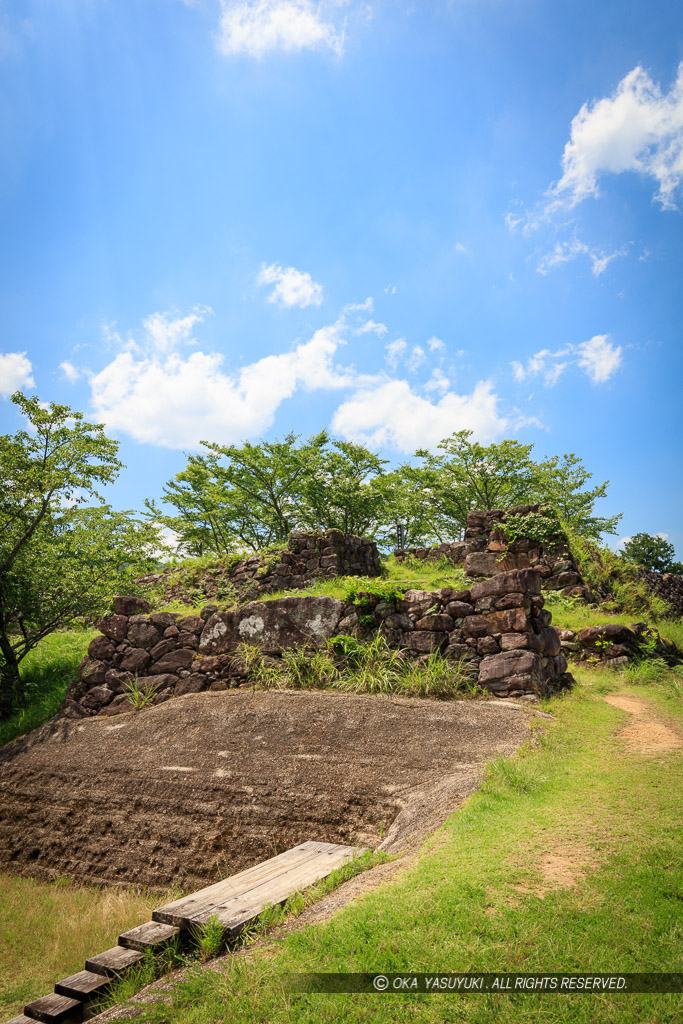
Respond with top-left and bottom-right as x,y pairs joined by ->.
604,693 -> 682,754
0,690 -> 537,889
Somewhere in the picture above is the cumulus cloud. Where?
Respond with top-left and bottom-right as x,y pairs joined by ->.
424,368 -> 450,394
89,311 -> 355,449
331,379 -> 507,451
384,283 -> 397,294
427,336 -> 445,353
546,63 -> 683,212
257,262 -> 323,308
59,361 -> 81,383
576,334 -> 623,383
218,0 -> 345,58
407,345 -> 426,372
512,334 -> 622,386
0,351 -> 34,397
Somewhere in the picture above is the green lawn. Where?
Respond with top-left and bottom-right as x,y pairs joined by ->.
121,665 -> 682,1024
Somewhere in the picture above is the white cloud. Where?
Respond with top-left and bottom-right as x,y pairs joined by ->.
384,283 -> 397,294
0,351 -> 34,397
331,379 -> 507,451
257,262 -> 323,308
218,0 -> 345,58
505,212 -> 523,233
536,238 -> 589,275
512,334 -> 622,387
59,361 -> 81,383
576,334 -> 622,383
344,297 -> 373,312
384,338 -> 407,370
454,241 -> 468,253
545,63 -> 683,212
89,311 -> 356,449
537,237 -> 630,276
590,246 -> 629,276
427,336 -> 445,353
424,368 -> 450,394
407,345 -> 426,372
141,306 -> 210,353
354,319 -> 388,337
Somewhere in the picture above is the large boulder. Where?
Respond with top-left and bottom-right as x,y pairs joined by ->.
470,569 -> 542,602
199,596 -> 348,655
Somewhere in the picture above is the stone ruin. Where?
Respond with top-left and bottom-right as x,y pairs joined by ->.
395,505 -> 591,601
137,528 -> 382,605
64,566 -> 575,718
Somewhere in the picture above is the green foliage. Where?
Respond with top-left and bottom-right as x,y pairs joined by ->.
0,630 -> 95,746
0,393 -> 160,719
194,916 -> 225,960
564,526 -> 669,618
123,676 -> 161,710
620,532 -> 682,574
238,634 -> 478,700
412,430 -> 538,539
531,451 -> 621,538
501,503 -> 563,549
343,577 -> 407,608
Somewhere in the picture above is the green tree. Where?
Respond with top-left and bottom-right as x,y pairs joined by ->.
620,533 -> 682,574
532,452 -> 621,538
0,393 -> 160,719
413,430 -> 537,538
298,438 -> 389,537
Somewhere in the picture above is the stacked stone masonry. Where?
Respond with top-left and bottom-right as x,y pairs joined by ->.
64,567 -> 577,718
395,504 -> 592,601
137,529 -> 381,605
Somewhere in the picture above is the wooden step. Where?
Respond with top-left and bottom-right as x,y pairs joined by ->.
2,1015 -> 36,1024
54,971 -> 111,1001
154,840 -> 363,935
119,920 -> 181,951
84,946 -> 145,978
23,993 -> 82,1023
153,841 -> 327,926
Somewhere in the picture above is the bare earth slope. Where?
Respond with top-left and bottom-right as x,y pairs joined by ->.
0,690 -> 533,889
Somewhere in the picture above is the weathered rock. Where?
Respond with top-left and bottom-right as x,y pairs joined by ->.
127,621 -> 163,650
96,614 -> 129,642
416,613 -> 455,632
150,650 -> 194,674
484,607 -> 531,635
578,624 -> 638,647
87,636 -> 117,661
81,685 -> 114,711
113,595 -> 153,616
462,615 -> 489,638
176,674 -> 207,696
538,626 -> 561,657
177,615 -> 204,635
79,659 -> 107,685
446,601 -> 475,618
104,669 -> 133,693
150,639 -> 176,662
500,632 -> 543,652
470,569 -> 542,602
150,612 -> 181,628
119,647 -> 151,674
99,693 -> 133,716
199,597 -> 347,655
479,649 -> 542,686
464,552 -> 505,577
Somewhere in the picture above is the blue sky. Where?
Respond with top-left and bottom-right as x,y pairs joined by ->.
1,0 -> 681,553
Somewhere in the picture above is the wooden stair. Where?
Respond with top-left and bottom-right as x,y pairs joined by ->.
4,841 -> 365,1024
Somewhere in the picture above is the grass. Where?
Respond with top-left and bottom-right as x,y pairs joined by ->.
0,874 -> 180,1020
544,594 -> 683,649
0,629 -> 97,746
238,635 -> 481,700
112,664 -> 682,1024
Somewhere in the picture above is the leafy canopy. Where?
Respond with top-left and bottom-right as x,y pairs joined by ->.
620,533 -> 682,574
0,393 -> 159,719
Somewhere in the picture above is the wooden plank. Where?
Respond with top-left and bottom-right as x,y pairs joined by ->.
153,841 -> 332,926
23,993 -> 82,1023
119,920 -> 181,951
84,946 -> 145,978
2,1015 -> 36,1024
54,971 -> 111,1000
194,843 -> 362,935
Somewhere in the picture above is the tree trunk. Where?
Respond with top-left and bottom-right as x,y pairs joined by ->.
0,633 -> 21,720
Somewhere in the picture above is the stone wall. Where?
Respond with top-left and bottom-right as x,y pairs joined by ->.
138,529 -> 381,605
395,505 -> 591,601
63,567 -> 575,718
557,622 -> 677,670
